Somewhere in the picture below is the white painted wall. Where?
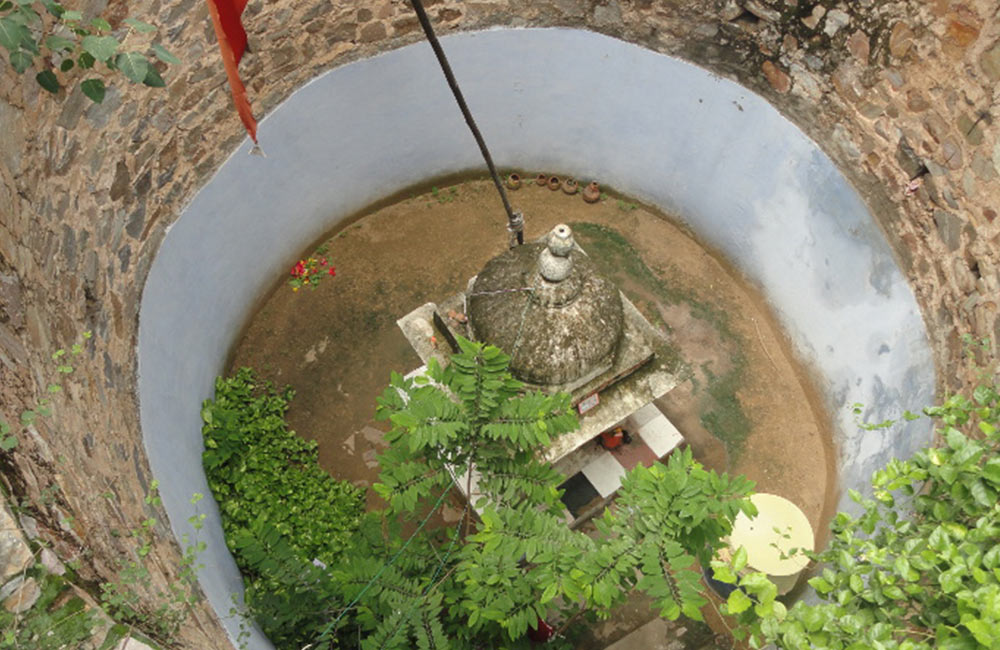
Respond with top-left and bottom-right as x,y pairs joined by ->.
138,28 -> 935,648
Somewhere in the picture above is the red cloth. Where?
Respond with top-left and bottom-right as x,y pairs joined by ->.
206,0 -> 257,143
600,429 -> 625,450
528,617 -> 554,643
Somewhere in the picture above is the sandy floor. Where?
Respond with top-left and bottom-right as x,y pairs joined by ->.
229,177 -> 837,647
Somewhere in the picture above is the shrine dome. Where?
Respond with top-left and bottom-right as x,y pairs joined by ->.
468,224 -> 624,390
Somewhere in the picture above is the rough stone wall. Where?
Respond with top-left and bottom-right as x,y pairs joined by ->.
0,0 -> 997,646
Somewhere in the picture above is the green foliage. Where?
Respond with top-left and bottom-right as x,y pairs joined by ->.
0,2 -> 176,101
1,330 -> 90,456
202,368 -> 364,567
725,377 -> 1000,649
98,484 -> 204,644
206,341 -> 754,649
315,337 -> 754,648
0,571 -> 101,650
201,368 -> 365,648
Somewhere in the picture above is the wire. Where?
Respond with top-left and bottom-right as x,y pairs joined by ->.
316,485 -> 453,643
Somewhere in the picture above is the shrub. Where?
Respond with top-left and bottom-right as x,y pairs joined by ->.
201,368 -> 364,647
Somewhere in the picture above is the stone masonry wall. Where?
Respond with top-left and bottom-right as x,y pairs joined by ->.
0,0 -> 997,646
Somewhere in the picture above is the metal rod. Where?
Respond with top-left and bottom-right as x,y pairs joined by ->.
409,0 -> 523,246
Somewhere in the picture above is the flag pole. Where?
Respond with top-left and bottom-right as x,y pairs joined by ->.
408,0 -> 524,247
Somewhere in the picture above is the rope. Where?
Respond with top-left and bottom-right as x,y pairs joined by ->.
467,286 -> 534,297
423,501 -> 468,592
316,486 -> 453,642
408,0 -> 523,246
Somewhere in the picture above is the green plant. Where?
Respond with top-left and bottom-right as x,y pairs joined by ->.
308,337 -> 755,648
201,368 -> 365,647
98,484 -> 205,645
0,569 -> 102,649
713,376 -> 1000,649
202,369 -> 364,566
288,250 -> 336,292
1,330 -> 91,454
430,185 -> 458,204
0,1 -> 177,101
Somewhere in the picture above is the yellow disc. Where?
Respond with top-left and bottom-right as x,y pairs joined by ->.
730,493 -> 814,577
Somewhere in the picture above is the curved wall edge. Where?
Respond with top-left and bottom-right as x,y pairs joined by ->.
138,28 -> 935,648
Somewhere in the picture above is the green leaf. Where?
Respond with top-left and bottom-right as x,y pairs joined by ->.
726,589 -> 752,614
809,576 -> 833,593
35,68 -> 60,92
964,619 -> 996,646
142,64 -> 164,88
150,42 -> 179,65
123,17 -> 156,33
80,34 -> 118,61
732,545 -> 748,572
80,78 -> 104,103
1,435 -> 17,451
47,383 -> 62,393
9,48 -> 30,72
0,15 -> 30,51
40,0 -> 64,18
59,57 -> 73,72
983,458 -> 1000,484
77,51 -> 94,69
60,9 -> 81,21
115,51 -> 148,83
90,17 -> 111,31
43,35 -> 74,52
20,409 -> 36,425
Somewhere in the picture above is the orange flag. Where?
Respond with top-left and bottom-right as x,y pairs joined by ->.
206,0 -> 257,144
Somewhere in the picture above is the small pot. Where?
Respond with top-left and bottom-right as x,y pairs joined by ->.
582,181 -> 601,203
536,173 -> 549,186
562,178 -> 578,195
547,175 -> 561,191
506,173 -> 521,190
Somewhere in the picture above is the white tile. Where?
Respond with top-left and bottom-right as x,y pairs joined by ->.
637,412 -> 684,458
581,452 -> 628,498
629,402 -> 662,429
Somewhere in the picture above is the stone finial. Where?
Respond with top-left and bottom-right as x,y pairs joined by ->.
538,224 -> 574,282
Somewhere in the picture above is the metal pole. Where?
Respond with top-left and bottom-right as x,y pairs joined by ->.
408,0 -> 524,246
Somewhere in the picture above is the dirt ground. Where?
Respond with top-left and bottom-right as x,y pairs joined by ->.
229,177 -> 837,647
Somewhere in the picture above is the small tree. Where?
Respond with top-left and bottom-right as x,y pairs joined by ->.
321,337 -> 756,648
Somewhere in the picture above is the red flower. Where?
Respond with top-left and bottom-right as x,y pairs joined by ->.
328,268 -> 336,276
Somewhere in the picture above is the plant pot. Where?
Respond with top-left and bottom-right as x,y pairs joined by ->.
536,173 -> 549,186
547,175 -> 561,191
562,178 -> 578,195
582,181 -> 600,203
506,173 -> 521,190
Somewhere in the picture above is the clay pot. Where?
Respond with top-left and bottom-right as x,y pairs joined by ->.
582,181 -> 600,203
547,175 -> 561,191
536,173 -> 548,186
562,178 -> 578,195
506,173 -> 521,190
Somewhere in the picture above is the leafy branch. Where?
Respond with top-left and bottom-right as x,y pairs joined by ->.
1,330 -> 91,453
0,1 -> 178,102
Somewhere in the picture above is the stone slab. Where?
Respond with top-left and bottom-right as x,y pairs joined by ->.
0,499 -> 33,583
